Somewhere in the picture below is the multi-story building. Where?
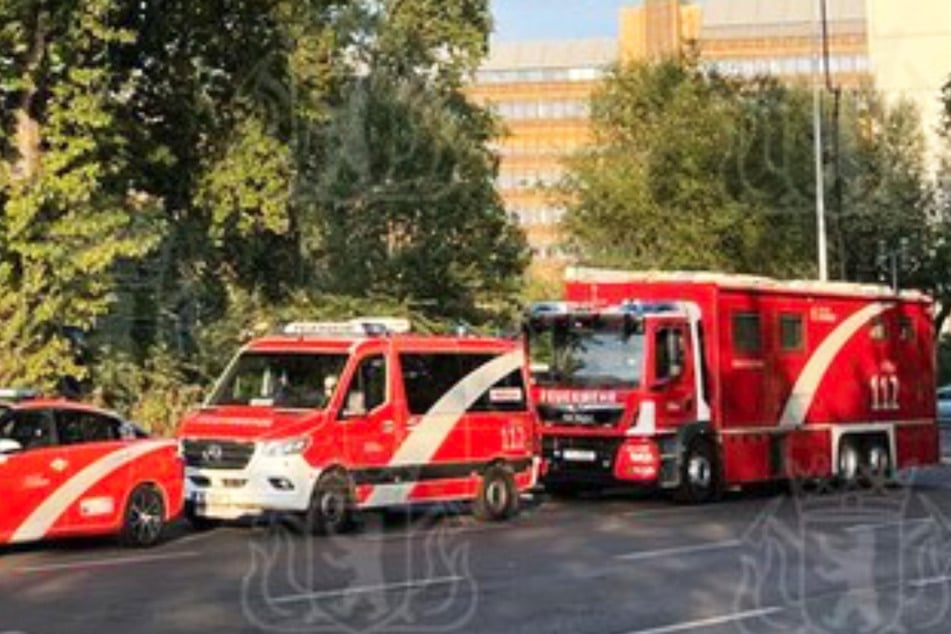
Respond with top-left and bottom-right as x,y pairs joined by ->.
471,0 -> 951,275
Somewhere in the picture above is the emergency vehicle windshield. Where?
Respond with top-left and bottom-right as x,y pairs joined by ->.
528,317 -> 644,388
209,352 -> 349,410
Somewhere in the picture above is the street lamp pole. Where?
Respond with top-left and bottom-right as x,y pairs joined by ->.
813,0 -> 829,282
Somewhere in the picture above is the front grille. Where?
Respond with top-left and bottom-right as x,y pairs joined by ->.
542,436 -> 624,475
537,404 -> 625,429
183,439 -> 256,470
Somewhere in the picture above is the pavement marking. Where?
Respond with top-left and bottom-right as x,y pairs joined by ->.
619,606 -> 784,634
14,550 -> 200,574
271,575 -> 465,604
615,539 -> 742,562
845,517 -> 935,533
908,575 -> 951,589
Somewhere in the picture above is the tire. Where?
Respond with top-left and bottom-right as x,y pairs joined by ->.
120,484 -> 167,548
674,439 -> 721,505
473,464 -> 519,522
838,437 -> 862,485
305,472 -> 356,536
862,441 -> 892,486
184,501 -> 221,532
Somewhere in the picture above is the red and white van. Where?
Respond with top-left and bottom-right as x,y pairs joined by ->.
177,319 -> 538,533
527,269 -> 940,501
0,399 -> 183,547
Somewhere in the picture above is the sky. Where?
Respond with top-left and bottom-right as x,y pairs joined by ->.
490,0 -> 632,41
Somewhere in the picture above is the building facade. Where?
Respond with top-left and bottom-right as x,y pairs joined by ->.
471,0 -> 951,275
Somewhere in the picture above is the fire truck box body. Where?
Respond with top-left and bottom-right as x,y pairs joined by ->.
529,269 -> 939,496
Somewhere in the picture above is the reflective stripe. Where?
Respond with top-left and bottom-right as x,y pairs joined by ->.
779,303 -> 892,428
364,350 -> 525,507
12,440 -> 175,543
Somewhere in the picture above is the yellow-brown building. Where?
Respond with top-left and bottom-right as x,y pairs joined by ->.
471,0 -> 951,276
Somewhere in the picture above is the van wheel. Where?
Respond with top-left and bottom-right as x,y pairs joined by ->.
306,472 -> 356,536
120,484 -> 166,548
674,439 -> 720,505
184,501 -> 221,532
474,464 -> 519,522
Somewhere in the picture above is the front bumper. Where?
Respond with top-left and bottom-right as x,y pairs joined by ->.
185,452 -> 319,520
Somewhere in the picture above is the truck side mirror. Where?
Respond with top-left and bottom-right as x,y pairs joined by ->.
0,439 -> 23,454
343,392 -> 367,418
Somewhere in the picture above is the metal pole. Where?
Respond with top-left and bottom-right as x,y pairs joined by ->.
813,0 -> 829,281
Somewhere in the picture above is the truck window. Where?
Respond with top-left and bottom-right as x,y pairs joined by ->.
654,328 -> 686,382
526,316 -> 645,388
899,317 -> 914,341
400,353 -> 517,415
780,313 -> 804,352
210,352 -> 349,409
343,355 -> 387,414
732,312 -> 761,355
870,317 -> 888,341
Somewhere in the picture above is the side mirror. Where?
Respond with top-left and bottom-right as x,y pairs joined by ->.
0,439 -> 23,455
343,392 -> 367,418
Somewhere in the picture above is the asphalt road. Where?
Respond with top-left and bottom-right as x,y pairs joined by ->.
4,452 -> 951,633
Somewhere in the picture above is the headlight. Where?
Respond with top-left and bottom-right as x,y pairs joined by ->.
261,437 -> 310,457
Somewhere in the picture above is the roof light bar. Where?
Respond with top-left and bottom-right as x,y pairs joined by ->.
282,318 -> 411,337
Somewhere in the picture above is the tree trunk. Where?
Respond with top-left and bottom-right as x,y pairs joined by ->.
11,9 -> 47,183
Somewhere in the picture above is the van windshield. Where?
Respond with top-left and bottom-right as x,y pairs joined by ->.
209,352 -> 349,409
528,317 -> 644,388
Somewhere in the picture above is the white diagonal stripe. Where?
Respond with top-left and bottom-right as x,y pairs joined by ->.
364,350 -> 525,507
779,303 -> 892,428
12,440 -> 176,543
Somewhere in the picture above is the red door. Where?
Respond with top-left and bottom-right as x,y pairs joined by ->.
337,351 -> 398,469
0,408 -> 74,544
648,319 -> 698,428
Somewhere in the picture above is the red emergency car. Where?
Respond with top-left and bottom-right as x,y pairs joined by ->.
527,269 -> 940,502
0,399 -> 183,547
177,319 -> 538,534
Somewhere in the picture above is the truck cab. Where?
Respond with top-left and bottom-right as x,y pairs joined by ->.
526,301 -> 709,493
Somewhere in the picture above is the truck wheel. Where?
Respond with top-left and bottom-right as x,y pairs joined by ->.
120,484 -> 167,548
184,501 -> 221,532
675,439 -> 720,504
474,464 -> 519,522
838,438 -> 861,485
862,442 -> 892,485
306,472 -> 356,536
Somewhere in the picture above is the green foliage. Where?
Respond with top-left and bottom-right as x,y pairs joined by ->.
0,0 -> 524,422
563,60 -> 935,286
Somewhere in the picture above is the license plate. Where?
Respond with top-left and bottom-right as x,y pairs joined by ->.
193,491 -> 232,506
563,449 -> 597,462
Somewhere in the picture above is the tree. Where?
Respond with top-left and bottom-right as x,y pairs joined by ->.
562,60 -> 936,291
0,0 -> 160,389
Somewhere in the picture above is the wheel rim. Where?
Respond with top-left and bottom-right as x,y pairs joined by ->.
486,479 -> 508,512
868,446 -> 890,476
688,454 -> 712,490
129,489 -> 163,544
320,490 -> 345,525
840,444 -> 860,480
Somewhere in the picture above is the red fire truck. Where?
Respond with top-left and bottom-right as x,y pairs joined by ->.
526,268 -> 940,502
177,319 -> 538,533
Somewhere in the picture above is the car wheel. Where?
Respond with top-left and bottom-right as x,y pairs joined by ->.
121,484 -> 167,548
474,464 -> 519,522
305,472 -> 356,536
674,439 -> 721,504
